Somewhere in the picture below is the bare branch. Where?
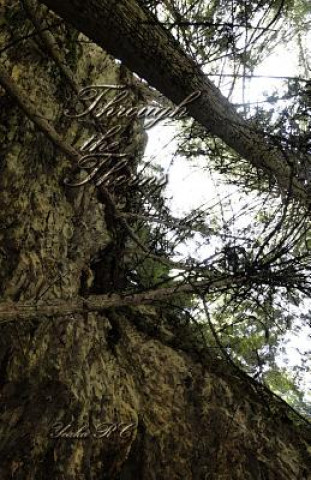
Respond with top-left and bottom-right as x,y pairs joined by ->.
0,63 -> 78,161
0,273 -> 240,324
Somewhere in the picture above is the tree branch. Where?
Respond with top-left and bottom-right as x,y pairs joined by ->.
0,63 -> 78,161
21,0 -> 79,93
36,0 -> 309,206
0,273 -> 241,324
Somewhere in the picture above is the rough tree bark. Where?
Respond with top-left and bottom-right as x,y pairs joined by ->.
0,1 -> 311,479
37,0 -> 310,206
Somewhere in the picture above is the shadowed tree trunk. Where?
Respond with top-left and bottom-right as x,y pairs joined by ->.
0,1 -> 311,479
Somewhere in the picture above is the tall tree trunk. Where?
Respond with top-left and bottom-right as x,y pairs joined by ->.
0,2 -> 311,479
37,0 -> 310,206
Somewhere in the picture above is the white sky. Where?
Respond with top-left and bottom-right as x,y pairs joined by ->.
143,39 -> 311,407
